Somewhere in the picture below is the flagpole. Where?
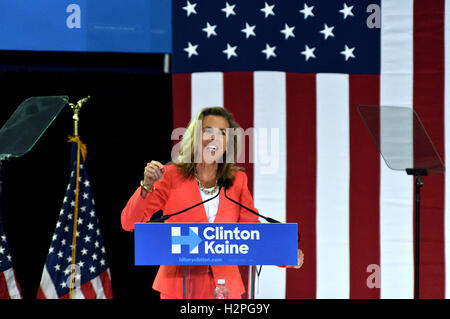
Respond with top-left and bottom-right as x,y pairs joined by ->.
68,96 -> 90,299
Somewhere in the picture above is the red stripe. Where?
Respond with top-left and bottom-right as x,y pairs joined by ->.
413,0 -> 445,299
223,72 -> 254,194
285,73 -> 316,299
100,271 -> 113,299
60,292 -> 70,299
0,272 -> 11,299
81,280 -> 97,299
172,73 -> 192,142
349,75 -> 381,299
36,286 -> 46,299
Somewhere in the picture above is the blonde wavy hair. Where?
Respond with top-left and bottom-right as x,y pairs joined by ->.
173,107 -> 244,184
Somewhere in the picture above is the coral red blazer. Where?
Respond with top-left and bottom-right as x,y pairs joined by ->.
121,164 -> 259,298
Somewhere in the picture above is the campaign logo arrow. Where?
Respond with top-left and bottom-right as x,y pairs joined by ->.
171,227 -> 202,254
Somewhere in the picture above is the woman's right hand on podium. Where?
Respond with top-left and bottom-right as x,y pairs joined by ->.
143,160 -> 165,189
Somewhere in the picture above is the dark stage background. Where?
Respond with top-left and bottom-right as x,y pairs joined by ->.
0,51 -> 173,299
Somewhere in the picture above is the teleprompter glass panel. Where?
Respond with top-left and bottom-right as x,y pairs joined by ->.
358,105 -> 444,173
0,96 -> 69,159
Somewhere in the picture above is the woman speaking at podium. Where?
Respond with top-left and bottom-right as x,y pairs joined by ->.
121,107 -> 303,299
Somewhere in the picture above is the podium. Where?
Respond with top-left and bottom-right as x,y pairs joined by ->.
134,222 -> 298,299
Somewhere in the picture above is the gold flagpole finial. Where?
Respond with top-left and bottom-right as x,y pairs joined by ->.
69,96 -> 90,137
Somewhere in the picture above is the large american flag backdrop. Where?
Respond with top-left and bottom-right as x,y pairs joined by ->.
36,140 -> 113,299
171,0 -> 450,298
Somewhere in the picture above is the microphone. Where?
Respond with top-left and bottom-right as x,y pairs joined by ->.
221,178 -> 300,243
220,179 -> 281,224
149,183 -> 223,223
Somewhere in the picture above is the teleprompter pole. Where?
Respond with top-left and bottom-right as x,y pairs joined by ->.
406,168 -> 427,299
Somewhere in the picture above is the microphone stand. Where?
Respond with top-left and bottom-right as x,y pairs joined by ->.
223,189 -> 281,223
149,185 -> 222,223
223,187 -> 301,243
222,186 -> 301,299
148,182 -> 222,299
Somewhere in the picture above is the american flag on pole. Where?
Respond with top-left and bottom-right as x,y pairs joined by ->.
0,217 -> 22,299
171,0 -> 450,298
37,138 -> 113,299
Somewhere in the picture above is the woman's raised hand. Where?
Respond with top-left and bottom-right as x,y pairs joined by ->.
143,160 -> 165,188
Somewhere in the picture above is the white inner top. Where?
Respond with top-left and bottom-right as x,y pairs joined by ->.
199,186 -> 219,223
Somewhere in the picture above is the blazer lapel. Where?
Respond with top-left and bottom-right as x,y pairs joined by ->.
188,177 -> 210,222
214,187 -> 232,223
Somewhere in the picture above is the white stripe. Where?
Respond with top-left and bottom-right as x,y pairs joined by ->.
39,266 -> 58,299
72,287 -> 85,299
379,0 -> 414,299
4,268 -> 21,299
315,73 -> 350,299
253,71 -> 286,299
91,273 -> 107,299
191,72 -> 224,119
445,0 -> 450,300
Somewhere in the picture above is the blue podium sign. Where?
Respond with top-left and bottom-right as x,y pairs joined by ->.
134,223 -> 298,266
